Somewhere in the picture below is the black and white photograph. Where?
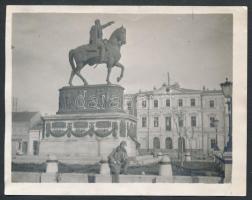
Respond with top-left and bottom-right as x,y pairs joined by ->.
4,6 -> 247,196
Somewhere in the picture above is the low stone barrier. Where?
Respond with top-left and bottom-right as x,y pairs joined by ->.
12,172 -> 41,183
12,155 -> 47,164
99,157 -> 110,175
12,154 -> 222,183
197,176 -> 222,183
133,155 -> 160,165
155,176 -> 173,183
41,172 -> 59,183
172,176 -> 193,183
118,175 -> 157,183
94,174 -> 112,183
12,172 -> 222,183
59,173 -> 89,183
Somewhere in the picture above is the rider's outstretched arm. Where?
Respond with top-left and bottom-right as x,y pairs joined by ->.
102,21 -> 114,29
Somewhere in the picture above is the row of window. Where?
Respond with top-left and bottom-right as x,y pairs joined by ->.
152,137 -> 217,150
141,116 -> 218,129
140,99 -> 215,108
142,116 -> 197,129
16,140 -> 39,155
153,137 -> 173,149
152,137 -> 186,150
126,99 -> 215,111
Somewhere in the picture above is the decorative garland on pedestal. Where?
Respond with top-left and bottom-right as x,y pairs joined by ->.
45,122 -> 118,138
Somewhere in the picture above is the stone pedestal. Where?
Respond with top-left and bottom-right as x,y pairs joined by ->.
159,155 -> 173,179
223,151 -> 232,183
41,154 -> 59,183
40,84 -> 139,161
99,157 -> 110,175
46,154 -> 58,173
57,84 -> 125,114
184,151 -> 191,162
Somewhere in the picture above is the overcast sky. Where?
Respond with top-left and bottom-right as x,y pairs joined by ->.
12,13 -> 232,114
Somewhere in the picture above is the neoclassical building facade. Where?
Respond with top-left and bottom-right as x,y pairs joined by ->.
124,82 -> 228,153
12,112 -> 42,156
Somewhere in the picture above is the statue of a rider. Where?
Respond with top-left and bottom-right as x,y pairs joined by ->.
89,19 -> 115,62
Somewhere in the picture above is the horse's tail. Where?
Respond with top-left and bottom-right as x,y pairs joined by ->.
69,49 -> 76,72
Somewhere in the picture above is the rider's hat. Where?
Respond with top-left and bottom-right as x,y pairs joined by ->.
95,19 -> 100,24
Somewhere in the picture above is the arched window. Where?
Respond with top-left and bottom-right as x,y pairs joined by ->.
178,137 -> 186,152
153,137 -> 160,149
165,137 -> 173,149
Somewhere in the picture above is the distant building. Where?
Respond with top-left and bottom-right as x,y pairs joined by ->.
12,112 -> 43,156
124,82 -> 228,153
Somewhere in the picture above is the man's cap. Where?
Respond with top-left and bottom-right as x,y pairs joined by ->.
120,141 -> 127,146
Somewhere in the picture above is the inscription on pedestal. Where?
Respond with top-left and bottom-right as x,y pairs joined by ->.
57,84 -> 124,114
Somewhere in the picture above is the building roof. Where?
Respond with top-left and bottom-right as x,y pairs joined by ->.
125,83 -> 223,97
202,89 -> 222,94
12,112 -> 39,122
31,121 -> 43,130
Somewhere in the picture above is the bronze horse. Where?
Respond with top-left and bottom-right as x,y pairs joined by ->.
68,26 -> 126,86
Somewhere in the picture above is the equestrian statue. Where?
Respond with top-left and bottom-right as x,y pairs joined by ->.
68,19 -> 126,86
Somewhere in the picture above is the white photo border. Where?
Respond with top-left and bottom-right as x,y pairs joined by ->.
5,5 -> 247,196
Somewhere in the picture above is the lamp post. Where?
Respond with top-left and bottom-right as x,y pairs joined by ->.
220,78 -> 232,183
220,78 -> 232,152
172,108 -> 185,164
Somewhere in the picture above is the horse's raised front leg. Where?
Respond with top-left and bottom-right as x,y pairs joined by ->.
115,62 -> 124,82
